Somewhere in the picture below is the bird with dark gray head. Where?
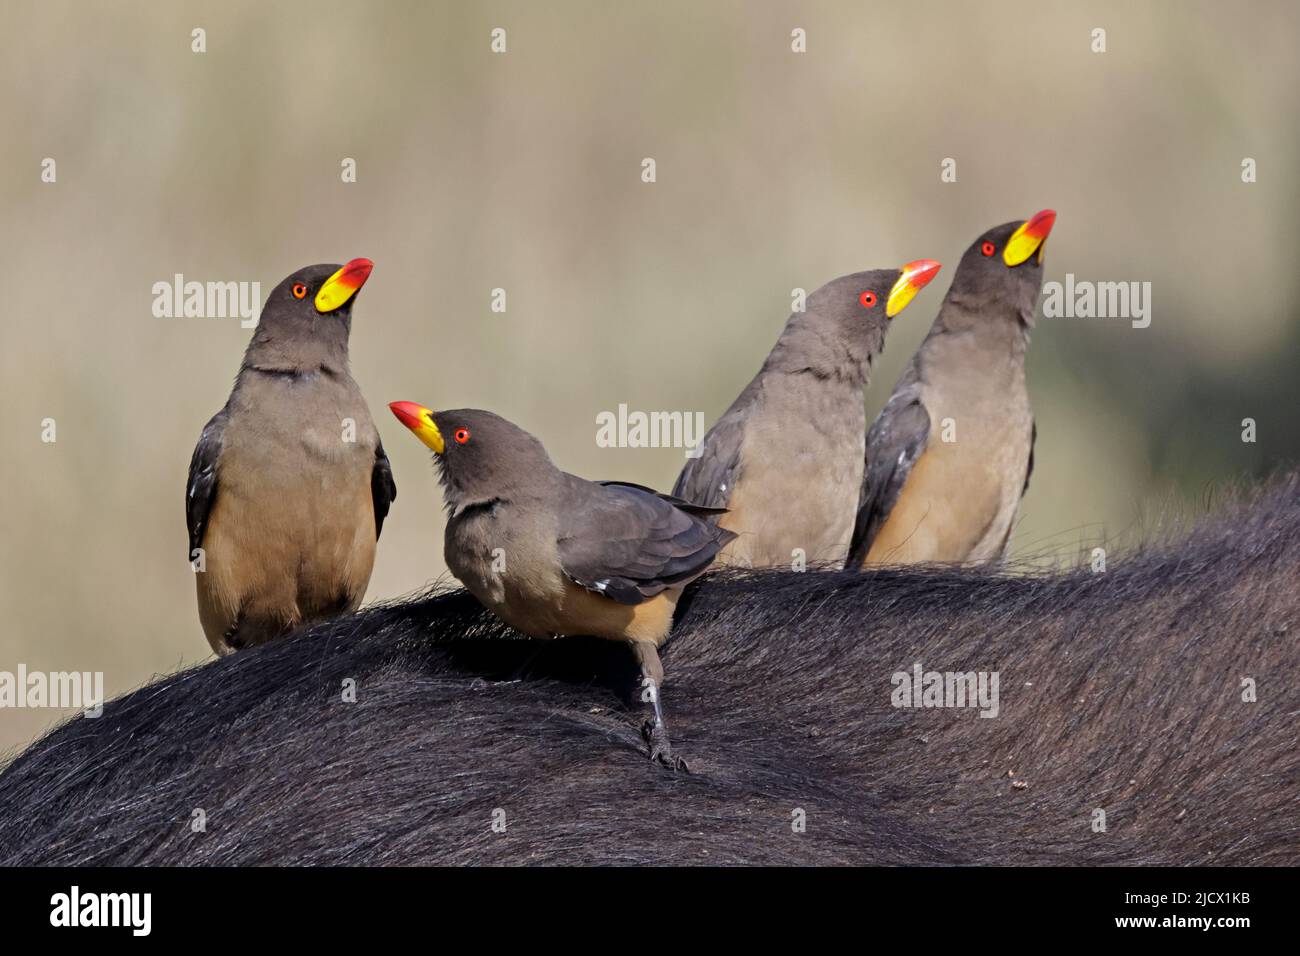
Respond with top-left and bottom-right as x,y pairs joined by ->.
673,261 -> 941,569
388,403 -> 735,769
849,211 -> 1055,567
185,259 -> 396,655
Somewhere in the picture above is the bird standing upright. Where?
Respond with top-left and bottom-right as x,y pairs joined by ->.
673,261 -> 941,568
186,260 -> 396,654
388,403 -> 734,769
849,211 -> 1055,567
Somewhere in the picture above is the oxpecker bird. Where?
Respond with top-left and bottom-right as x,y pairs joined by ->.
849,211 -> 1055,567
186,259 -> 395,654
673,261 -> 942,568
389,402 -> 734,769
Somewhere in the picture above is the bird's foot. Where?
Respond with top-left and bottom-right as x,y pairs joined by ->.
642,718 -> 689,773
222,628 -> 244,653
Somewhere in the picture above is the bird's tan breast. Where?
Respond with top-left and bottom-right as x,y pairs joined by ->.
721,379 -> 864,568
866,340 -> 1031,565
445,506 -> 677,644
196,374 -> 381,651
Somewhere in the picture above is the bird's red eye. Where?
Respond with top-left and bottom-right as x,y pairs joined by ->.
859,290 -> 878,308
454,428 -> 471,444
981,242 -> 996,257
292,283 -> 308,299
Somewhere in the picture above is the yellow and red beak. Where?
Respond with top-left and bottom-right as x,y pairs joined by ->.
315,257 -> 374,313
389,401 -> 444,454
886,259 -> 943,318
1003,210 -> 1056,267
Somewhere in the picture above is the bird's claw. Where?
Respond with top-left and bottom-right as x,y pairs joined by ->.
642,719 -> 689,773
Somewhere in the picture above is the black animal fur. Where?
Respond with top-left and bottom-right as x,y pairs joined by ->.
0,473 -> 1296,865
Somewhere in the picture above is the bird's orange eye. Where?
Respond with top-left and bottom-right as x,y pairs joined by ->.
454,428 -> 471,444
859,290 -> 878,308
981,242 -> 996,257
292,283 -> 308,299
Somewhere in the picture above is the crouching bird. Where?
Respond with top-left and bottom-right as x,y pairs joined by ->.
673,260 -> 942,568
389,403 -> 734,769
849,211 -> 1055,568
186,260 -> 396,655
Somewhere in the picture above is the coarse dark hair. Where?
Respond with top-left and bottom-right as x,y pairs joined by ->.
1,472 -> 1295,865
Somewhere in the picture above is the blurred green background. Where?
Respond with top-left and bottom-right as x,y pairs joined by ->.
3,0 -> 1297,757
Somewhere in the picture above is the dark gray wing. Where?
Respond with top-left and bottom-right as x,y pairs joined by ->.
1022,419 -> 1036,495
372,440 -> 397,539
185,409 -> 227,560
558,477 -> 735,605
671,409 -> 748,511
597,480 -> 727,517
847,378 -> 931,567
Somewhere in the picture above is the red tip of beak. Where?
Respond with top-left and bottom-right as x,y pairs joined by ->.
340,257 -> 374,290
388,401 -> 423,430
1024,209 -> 1056,240
905,259 -> 942,288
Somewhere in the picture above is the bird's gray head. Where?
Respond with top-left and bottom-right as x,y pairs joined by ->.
388,404 -> 556,510
766,260 -> 942,383
943,211 -> 1055,329
242,259 -> 374,373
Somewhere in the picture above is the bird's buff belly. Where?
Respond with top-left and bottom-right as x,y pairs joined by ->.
197,467 -> 376,640
866,422 -> 1024,565
458,566 -> 677,646
717,407 -> 863,568
720,474 -> 858,568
